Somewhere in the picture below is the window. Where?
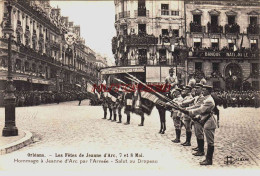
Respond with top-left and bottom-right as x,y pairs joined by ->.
252,63 -> 259,77
17,33 -> 21,44
195,62 -> 202,71
162,29 -> 169,36
250,16 -> 257,25
211,38 -> 219,49
138,49 -> 147,65
32,63 -> 36,73
193,38 -> 202,48
252,81 -> 259,90
138,0 -> 146,16
173,29 -> 179,37
161,4 -> 169,15
161,4 -> 169,10
138,24 -> 146,36
250,39 -> 258,50
228,39 -> 236,49
25,62 -> 30,72
211,15 -> 218,26
228,16 -> 235,25
159,49 -> 167,65
15,59 -> 21,71
212,62 -> 219,72
120,24 -> 127,35
17,10 -> 20,21
39,43 -> 43,53
26,16 -> 28,26
171,11 -> 179,16
193,15 -> 201,25
32,39 -> 36,50
138,0 -> 145,8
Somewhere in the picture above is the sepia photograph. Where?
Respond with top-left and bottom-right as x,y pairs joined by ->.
0,0 -> 259,174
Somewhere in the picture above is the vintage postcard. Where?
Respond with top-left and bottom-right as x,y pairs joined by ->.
0,0 -> 259,174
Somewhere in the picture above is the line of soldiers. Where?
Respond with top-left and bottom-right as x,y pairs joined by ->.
166,83 -> 218,166
99,67 -> 260,166
99,68 -> 221,166
100,82 -> 218,166
100,86 -> 145,126
214,90 -> 260,108
13,90 -> 94,107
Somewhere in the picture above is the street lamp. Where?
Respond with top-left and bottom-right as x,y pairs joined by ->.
2,0 -> 18,136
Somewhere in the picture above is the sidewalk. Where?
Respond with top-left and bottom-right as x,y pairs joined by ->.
0,130 -> 34,155
0,100 -> 90,155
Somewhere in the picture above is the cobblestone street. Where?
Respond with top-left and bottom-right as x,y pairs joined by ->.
0,101 -> 259,171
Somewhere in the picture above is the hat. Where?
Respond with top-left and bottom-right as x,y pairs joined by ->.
185,85 -> 192,90
203,85 -> 213,90
195,83 -> 203,88
169,68 -> 174,72
175,88 -> 182,92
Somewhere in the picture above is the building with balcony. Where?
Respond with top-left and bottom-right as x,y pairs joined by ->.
106,0 -> 186,84
185,0 -> 260,90
0,0 -> 105,98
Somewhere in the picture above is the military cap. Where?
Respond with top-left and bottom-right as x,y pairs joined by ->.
203,85 -> 213,90
185,85 -> 192,90
175,88 -> 182,92
195,83 -> 203,88
169,68 -> 174,72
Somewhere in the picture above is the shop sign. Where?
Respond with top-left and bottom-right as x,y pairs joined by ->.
201,51 -> 257,58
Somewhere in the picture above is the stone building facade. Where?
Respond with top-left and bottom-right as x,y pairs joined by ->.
108,0 -> 187,84
185,0 -> 260,90
108,0 -> 260,90
0,0 -> 106,93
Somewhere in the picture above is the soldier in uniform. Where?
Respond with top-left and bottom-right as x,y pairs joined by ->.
167,88 -> 183,143
77,92 -> 82,106
186,83 -> 205,156
101,92 -> 108,119
111,93 -> 118,122
179,85 -> 217,165
116,88 -> 124,123
180,85 -> 194,146
124,91 -> 133,125
107,94 -> 113,121
164,68 -> 179,90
